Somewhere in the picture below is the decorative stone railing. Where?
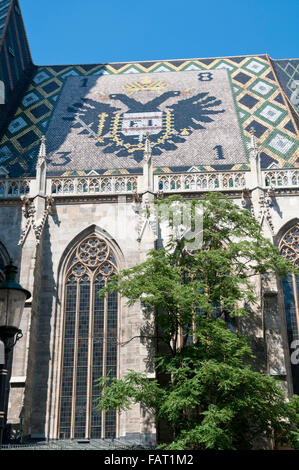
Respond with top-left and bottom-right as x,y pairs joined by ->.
50,175 -> 138,195
155,172 -> 247,192
0,169 -> 299,199
0,178 -> 30,198
263,169 -> 299,188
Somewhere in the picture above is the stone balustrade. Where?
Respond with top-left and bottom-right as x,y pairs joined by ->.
263,169 -> 299,188
50,175 -> 138,195
0,178 -> 30,198
155,171 -> 247,192
0,168 -> 299,199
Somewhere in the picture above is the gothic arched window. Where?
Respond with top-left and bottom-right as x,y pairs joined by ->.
58,235 -> 118,439
279,224 -> 299,394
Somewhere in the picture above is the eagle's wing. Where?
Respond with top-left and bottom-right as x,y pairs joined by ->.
63,98 -> 120,139
167,92 -> 225,131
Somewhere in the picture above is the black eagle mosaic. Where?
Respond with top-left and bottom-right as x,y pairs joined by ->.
44,69 -> 246,172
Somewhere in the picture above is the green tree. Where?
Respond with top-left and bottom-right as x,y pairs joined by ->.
95,192 -> 299,450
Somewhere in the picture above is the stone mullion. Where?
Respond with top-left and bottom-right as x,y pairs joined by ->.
101,282 -> 108,438
178,326 -> 183,349
192,319 -> 196,343
86,273 -> 94,438
70,280 -> 80,439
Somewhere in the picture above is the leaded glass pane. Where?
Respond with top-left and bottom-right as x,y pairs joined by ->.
60,283 -> 77,435
282,273 -> 297,340
91,281 -> 105,438
74,283 -> 90,437
78,283 -> 90,338
105,409 -> 117,439
106,291 -> 118,380
280,226 -> 299,394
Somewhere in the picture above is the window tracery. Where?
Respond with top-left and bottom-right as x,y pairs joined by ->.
59,235 -> 118,439
279,225 -> 299,268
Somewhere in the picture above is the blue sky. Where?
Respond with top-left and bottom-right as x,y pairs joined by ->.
20,0 -> 298,65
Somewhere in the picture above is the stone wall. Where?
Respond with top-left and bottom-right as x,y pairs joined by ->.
1,169 -> 298,443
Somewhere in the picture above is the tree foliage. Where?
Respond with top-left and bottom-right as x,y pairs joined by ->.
95,193 -> 299,450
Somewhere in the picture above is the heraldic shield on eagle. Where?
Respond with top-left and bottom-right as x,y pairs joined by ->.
61,71 -> 226,163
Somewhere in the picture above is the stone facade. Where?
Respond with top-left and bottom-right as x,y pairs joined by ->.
0,137 -> 297,444
0,0 -> 298,447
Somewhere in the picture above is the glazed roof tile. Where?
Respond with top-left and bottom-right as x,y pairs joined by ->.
0,3 -> 298,177
1,54 -> 298,177
0,0 -> 10,41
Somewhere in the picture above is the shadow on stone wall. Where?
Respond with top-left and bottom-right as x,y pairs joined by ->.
1,206 -> 24,443
29,218 -> 56,438
139,306 -> 156,375
240,302 -> 267,373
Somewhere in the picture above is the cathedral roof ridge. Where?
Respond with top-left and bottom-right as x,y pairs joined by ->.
272,57 -> 299,62
0,0 -> 13,52
34,53 -> 271,69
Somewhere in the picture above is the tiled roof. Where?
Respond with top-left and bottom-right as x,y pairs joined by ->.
0,0 -> 33,139
272,59 -> 299,114
0,54 -> 298,177
0,0 -> 10,41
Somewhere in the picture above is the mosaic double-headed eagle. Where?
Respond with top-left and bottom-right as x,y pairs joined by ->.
64,89 -> 225,162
